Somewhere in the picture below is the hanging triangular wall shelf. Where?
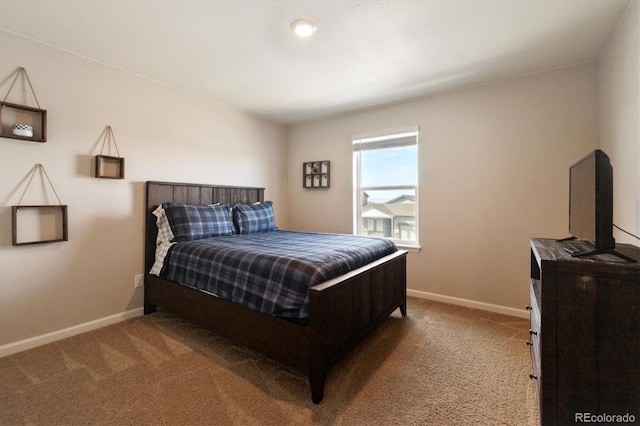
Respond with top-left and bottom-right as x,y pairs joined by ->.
0,67 -> 47,142
12,164 -> 68,245
95,125 -> 125,179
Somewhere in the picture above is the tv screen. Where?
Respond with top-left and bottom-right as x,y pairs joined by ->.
569,149 -> 614,250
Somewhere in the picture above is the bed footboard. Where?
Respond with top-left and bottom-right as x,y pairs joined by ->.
308,250 -> 407,403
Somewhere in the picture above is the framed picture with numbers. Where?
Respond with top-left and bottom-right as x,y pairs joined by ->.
303,161 -> 330,189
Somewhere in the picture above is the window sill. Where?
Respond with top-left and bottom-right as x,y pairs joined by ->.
396,244 -> 420,253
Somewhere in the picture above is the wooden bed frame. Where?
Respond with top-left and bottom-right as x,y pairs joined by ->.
144,181 -> 407,404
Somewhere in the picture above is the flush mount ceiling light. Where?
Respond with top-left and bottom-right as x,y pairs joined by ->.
291,19 -> 317,37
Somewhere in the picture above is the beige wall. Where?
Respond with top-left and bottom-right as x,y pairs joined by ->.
287,63 -> 599,311
598,0 -> 640,244
0,32 -> 288,347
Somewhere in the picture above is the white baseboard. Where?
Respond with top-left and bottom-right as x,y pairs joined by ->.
407,289 -> 529,319
0,307 -> 144,358
1,292 -> 527,358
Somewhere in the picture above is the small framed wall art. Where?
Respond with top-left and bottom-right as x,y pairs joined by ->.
95,125 -> 125,179
12,164 -> 68,245
0,67 -> 47,142
303,161 -> 330,189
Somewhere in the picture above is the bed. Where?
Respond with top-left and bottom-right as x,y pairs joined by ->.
144,181 -> 407,404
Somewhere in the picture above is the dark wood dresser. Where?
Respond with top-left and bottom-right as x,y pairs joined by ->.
528,238 -> 639,425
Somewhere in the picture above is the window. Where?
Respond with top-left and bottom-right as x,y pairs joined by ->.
353,127 -> 419,248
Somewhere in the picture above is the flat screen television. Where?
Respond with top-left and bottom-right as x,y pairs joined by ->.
568,149 -> 615,253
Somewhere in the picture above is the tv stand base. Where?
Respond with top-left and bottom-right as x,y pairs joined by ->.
572,248 -> 637,263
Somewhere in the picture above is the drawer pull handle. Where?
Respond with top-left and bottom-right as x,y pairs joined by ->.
526,341 -> 533,346
525,305 -> 533,311
529,329 -> 538,336
529,373 -> 538,381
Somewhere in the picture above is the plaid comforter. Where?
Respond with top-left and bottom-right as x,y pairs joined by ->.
162,230 -> 398,319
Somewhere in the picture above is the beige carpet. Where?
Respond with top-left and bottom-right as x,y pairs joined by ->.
0,298 -> 538,425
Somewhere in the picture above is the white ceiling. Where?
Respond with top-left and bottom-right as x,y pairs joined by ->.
0,1 -> 632,124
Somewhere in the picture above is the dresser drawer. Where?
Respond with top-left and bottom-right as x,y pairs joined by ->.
528,281 -> 541,401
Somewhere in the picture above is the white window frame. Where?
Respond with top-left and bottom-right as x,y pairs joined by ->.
353,127 -> 419,249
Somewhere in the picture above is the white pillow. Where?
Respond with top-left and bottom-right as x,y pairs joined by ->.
149,205 -> 176,275
154,205 -> 175,244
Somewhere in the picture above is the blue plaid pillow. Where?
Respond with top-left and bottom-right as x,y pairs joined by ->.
232,201 -> 275,234
162,202 -> 234,241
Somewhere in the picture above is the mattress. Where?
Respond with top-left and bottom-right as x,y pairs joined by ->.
161,230 -> 398,318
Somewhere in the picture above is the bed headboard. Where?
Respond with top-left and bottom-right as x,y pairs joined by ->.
145,181 -> 265,273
